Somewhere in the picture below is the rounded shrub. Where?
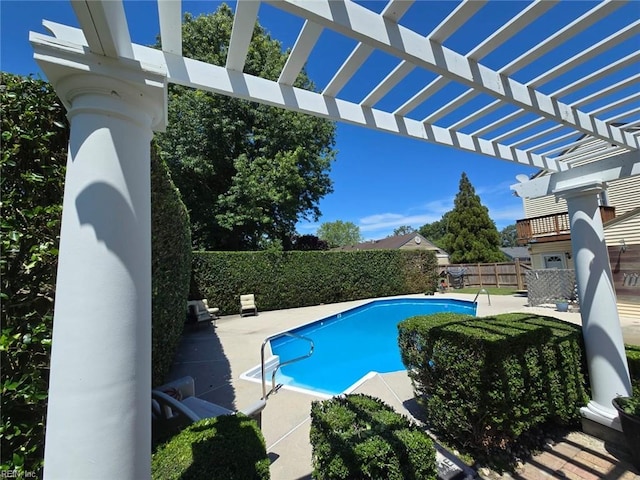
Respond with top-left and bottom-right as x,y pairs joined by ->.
152,415 -> 270,480
310,394 -> 437,480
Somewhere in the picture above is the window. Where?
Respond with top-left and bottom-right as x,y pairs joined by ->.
543,254 -> 565,269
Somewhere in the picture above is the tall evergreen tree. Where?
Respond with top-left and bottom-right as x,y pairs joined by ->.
442,173 -> 505,263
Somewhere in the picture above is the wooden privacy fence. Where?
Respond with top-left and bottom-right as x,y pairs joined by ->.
443,260 -> 530,290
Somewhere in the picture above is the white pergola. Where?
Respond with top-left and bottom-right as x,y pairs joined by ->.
30,1 -> 639,478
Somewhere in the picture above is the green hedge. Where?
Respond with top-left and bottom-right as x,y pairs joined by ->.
309,394 -> 437,480
1,73 -> 68,474
191,249 -> 437,314
151,143 -> 192,387
398,313 -> 589,463
152,415 -> 270,480
626,344 -> 640,381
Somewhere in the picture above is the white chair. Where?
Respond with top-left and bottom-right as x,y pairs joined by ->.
186,299 -> 220,327
152,376 -> 266,439
240,294 -> 257,317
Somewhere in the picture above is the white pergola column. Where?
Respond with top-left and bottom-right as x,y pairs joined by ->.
555,181 -> 632,430
42,73 -> 165,479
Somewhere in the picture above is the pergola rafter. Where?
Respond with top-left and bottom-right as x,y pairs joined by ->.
42,0 -> 638,177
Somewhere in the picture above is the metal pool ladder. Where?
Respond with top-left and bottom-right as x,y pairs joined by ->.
473,288 -> 491,306
260,332 -> 314,400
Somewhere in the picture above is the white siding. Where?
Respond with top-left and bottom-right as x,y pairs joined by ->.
529,241 -> 573,269
604,212 -> 640,245
606,177 -> 640,216
524,195 -> 567,218
524,170 -> 640,218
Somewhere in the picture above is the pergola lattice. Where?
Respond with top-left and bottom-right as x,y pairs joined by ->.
29,1 -> 639,478
33,0 -> 639,173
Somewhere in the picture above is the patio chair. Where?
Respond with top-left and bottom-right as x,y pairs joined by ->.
186,299 -> 220,327
152,376 -> 266,439
240,294 -> 257,317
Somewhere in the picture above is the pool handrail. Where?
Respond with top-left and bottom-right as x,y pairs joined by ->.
473,288 -> 491,306
260,332 -> 315,399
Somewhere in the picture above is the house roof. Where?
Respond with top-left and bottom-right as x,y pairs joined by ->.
500,247 -> 531,261
334,232 -> 449,255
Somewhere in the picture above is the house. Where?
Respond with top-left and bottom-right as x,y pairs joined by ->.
334,232 -> 450,266
499,247 -> 531,263
515,136 -> 640,317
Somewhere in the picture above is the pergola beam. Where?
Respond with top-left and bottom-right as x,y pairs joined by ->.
278,20 -> 323,85
265,0 -> 636,150
528,20 -> 640,89
429,0 -> 486,43
321,0 -> 412,98
512,150 -> 640,199
157,0 -> 182,55
361,60 -> 414,107
423,2 -> 556,125
466,1 -> 556,60
550,51 -> 640,99
501,0 -> 625,76
510,124 -> 570,150
226,0 -> 260,71
71,0 -> 133,58
571,73 -> 640,109
322,43 -> 373,96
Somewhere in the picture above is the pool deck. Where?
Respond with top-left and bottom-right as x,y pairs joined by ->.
166,293 -> 640,479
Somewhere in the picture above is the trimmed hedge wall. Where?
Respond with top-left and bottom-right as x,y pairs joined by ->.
626,344 -> 640,381
310,394 -> 437,480
152,415 -> 270,480
191,249 -> 437,314
398,313 -> 589,462
151,143 -> 192,387
1,72 -> 68,474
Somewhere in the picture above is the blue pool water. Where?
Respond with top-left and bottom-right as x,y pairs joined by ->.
269,298 -> 476,395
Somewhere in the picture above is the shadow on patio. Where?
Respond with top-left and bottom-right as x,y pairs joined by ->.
164,323 -> 237,412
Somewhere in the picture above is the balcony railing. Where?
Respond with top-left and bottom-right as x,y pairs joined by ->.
516,206 -> 615,245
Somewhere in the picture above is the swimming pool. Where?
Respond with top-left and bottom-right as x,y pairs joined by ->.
251,297 -> 476,396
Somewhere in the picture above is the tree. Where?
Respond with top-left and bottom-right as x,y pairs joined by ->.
317,221 -> 362,248
156,6 -> 337,250
392,225 -> 414,236
290,234 -> 329,251
418,213 -> 450,249
499,224 -> 518,247
442,173 -> 505,263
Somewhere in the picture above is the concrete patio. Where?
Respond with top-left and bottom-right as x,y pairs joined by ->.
166,293 -> 640,479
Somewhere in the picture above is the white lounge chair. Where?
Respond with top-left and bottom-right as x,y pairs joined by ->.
152,376 -> 266,439
240,294 -> 257,317
186,299 -> 220,327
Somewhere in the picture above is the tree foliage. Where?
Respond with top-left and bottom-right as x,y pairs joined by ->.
418,213 -> 450,249
290,234 -> 329,251
442,173 -> 505,263
317,221 -> 362,248
392,225 -> 414,236
156,5 -> 337,250
1,72 -> 68,474
499,224 -> 518,247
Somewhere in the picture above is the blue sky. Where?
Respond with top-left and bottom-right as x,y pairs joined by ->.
3,1 -> 636,240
